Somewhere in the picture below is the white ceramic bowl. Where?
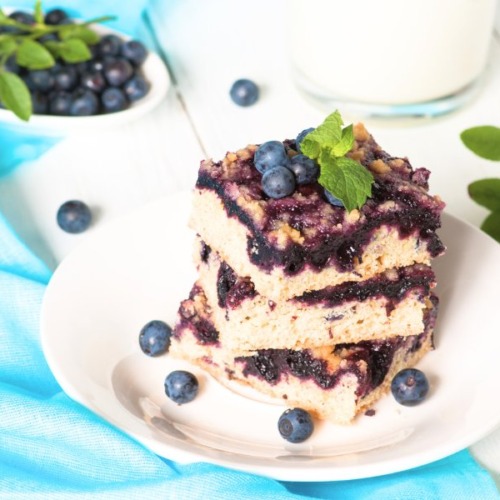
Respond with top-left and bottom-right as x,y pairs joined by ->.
0,21 -> 170,134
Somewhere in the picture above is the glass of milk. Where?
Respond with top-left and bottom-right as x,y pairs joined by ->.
287,0 -> 497,118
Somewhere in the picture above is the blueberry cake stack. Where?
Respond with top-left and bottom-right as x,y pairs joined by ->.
171,123 -> 445,424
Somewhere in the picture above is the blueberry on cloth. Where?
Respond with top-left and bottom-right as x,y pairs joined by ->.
295,127 -> 315,153
139,320 -> 172,356
254,140 -> 289,174
262,166 -> 296,199
391,368 -> 429,406
165,370 -> 199,405
288,154 -> 319,185
56,200 -> 92,234
278,408 -> 314,443
229,78 -> 259,107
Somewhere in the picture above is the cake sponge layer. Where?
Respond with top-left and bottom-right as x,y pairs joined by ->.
195,237 -> 435,352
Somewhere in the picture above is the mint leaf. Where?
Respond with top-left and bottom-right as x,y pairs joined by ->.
302,110 -> 343,157
0,71 -> 31,121
59,25 -> 100,45
461,126 -> 500,161
481,211 -> 500,243
34,0 -> 43,24
468,179 -> 500,212
56,39 -> 92,63
16,39 -> 54,70
0,38 -> 17,58
332,124 -> 354,157
319,157 -> 373,212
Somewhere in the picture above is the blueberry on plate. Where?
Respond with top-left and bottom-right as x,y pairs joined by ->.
295,127 -> 315,153
288,154 -> 319,185
391,368 -> 429,406
262,166 -> 296,199
254,140 -> 288,174
165,370 -> 199,405
278,408 -> 314,443
139,320 -> 172,356
56,200 -> 92,234
229,78 -> 259,107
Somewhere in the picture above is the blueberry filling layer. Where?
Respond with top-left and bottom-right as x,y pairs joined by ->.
216,261 -> 256,308
196,134 -> 445,276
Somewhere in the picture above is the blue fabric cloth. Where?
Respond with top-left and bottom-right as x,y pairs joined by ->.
0,0 -> 150,176
0,211 -> 499,499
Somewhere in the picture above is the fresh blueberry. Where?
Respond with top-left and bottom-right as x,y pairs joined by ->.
121,40 -> 148,67
44,8 -> 69,25
70,89 -> 99,116
262,166 -> 296,199
56,200 -> 92,234
324,189 -> 344,207
80,70 -> 107,93
391,368 -> 429,406
288,155 -> 319,185
101,87 -> 128,113
39,32 -> 59,43
48,91 -> 72,115
164,370 -> 199,405
278,408 -> 314,443
139,320 -> 172,356
103,58 -> 134,87
31,91 -> 48,114
98,34 -> 123,57
5,56 -> 20,74
8,11 -> 35,25
229,78 -> 259,107
295,127 -> 315,152
254,141 -> 288,174
123,74 -> 150,102
52,66 -> 78,91
25,70 -> 55,93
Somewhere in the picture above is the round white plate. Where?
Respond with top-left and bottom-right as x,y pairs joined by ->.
0,22 -> 170,134
40,191 -> 500,482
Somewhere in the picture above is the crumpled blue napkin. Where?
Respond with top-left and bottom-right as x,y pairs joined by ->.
0,213 -> 498,499
0,0 -> 150,176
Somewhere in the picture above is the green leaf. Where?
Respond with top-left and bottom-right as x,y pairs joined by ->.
481,211 -> 500,243
468,178 -> 500,212
56,38 -> 91,63
332,124 -> 354,157
318,156 -> 373,212
0,37 -> 17,58
461,126 -> 500,161
0,71 -> 32,121
16,39 -> 54,69
59,25 -> 100,45
0,10 -> 7,22
303,110 -> 343,154
34,0 -> 43,24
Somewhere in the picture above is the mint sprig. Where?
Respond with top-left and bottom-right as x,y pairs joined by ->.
0,1 -> 115,121
301,110 -> 374,212
461,126 -> 500,243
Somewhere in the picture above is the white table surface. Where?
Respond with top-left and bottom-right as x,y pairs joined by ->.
1,0 -> 500,489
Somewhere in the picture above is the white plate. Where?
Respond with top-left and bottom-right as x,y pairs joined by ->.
0,21 -> 170,134
40,191 -> 500,482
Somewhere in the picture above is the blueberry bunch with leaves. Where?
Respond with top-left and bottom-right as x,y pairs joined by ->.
461,126 -> 500,242
0,1 -> 150,120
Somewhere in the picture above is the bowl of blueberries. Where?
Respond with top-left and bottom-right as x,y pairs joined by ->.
0,5 -> 170,133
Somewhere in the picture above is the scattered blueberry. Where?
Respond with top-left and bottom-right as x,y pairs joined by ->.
139,320 -> 172,356
56,200 -> 92,233
123,74 -> 150,102
44,8 -> 68,25
70,89 -> 99,116
324,189 -> 344,207
391,368 -> 429,406
101,87 -> 128,113
229,78 -> 259,107
164,370 -> 199,405
103,58 -> 134,87
295,127 -> 315,153
288,155 -> 319,185
262,166 -> 296,199
278,408 -> 314,443
254,141 -> 289,174
98,34 -> 122,57
121,40 -> 148,66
